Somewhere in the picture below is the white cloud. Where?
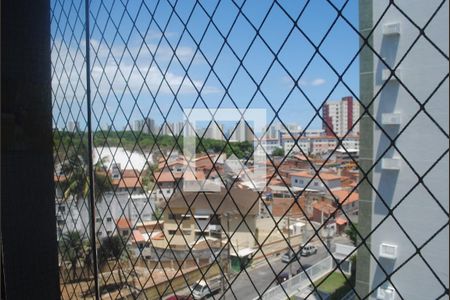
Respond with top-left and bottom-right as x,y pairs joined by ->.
51,39 -> 220,103
283,76 -> 326,87
310,78 -> 326,86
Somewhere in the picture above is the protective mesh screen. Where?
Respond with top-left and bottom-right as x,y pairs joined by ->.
51,1 -> 449,299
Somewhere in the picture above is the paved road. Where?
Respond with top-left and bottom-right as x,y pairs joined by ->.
220,244 -> 329,300
169,239 -> 349,300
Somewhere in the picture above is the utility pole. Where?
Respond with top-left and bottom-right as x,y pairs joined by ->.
221,213 -> 230,300
221,215 -> 225,299
325,224 -> 333,250
288,211 -> 293,279
226,213 -> 230,299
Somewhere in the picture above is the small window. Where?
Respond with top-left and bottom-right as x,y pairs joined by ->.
168,230 -> 177,235
107,217 -> 112,222
98,231 -> 103,236
122,230 -> 129,236
96,218 -> 101,223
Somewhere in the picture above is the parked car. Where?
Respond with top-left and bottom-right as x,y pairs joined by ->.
300,244 -> 318,256
166,295 -> 193,300
191,279 -> 221,299
281,251 -> 300,263
276,272 -> 289,285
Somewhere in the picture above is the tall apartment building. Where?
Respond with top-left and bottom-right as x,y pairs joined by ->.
161,122 -> 172,136
230,120 -> 254,142
204,122 -> 224,141
67,120 -> 79,132
172,121 -> 184,136
265,123 -> 283,139
322,96 -> 360,136
133,118 -> 156,134
133,119 -> 145,132
356,1 -> 448,299
144,117 -> 156,134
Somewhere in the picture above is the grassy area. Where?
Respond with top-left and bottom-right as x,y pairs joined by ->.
315,272 -> 349,294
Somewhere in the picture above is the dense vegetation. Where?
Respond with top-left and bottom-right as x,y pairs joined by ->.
53,130 -> 254,159
271,147 -> 285,157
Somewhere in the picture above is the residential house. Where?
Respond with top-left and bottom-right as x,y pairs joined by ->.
290,170 -> 341,192
155,186 -> 260,261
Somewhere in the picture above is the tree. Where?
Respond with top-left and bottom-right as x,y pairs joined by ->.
271,147 -> 285,157
151,206 -> 162,220
61,146 -> 112,203
142,163 -> 157,191
345,223 -> 358,246
98,235 -> 130,286
60,231 -> 87,281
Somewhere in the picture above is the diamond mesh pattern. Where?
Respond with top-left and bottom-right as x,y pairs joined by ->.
51,0 -> 449,299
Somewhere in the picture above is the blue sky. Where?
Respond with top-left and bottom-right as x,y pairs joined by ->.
51,0 -> 360,133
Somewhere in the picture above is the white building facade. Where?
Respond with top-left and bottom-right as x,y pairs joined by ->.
356,1 -> 449,299
322,96 -> 360,136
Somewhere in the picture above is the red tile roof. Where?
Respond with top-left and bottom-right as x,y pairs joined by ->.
121,169 -> 141,178
336,217 -> 348,225
292,154 -> 308,161
182,170 -> 206,181
116,217 -> 131,230
151,231 -> 165,240
271,198 -> 305,217
154,171 -> 176,183
118,176 -> 143,189
330,189 -> 359,205
54,174 -> 67,182
158,158 -> 188,170
313,201 -> 336,215
154,169 -> 206,183
132,230 -> 145,243
289,171 -> 341,181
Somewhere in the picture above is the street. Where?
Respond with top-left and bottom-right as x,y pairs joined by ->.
220,243 -> 329,300
166,237 -> 353,300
